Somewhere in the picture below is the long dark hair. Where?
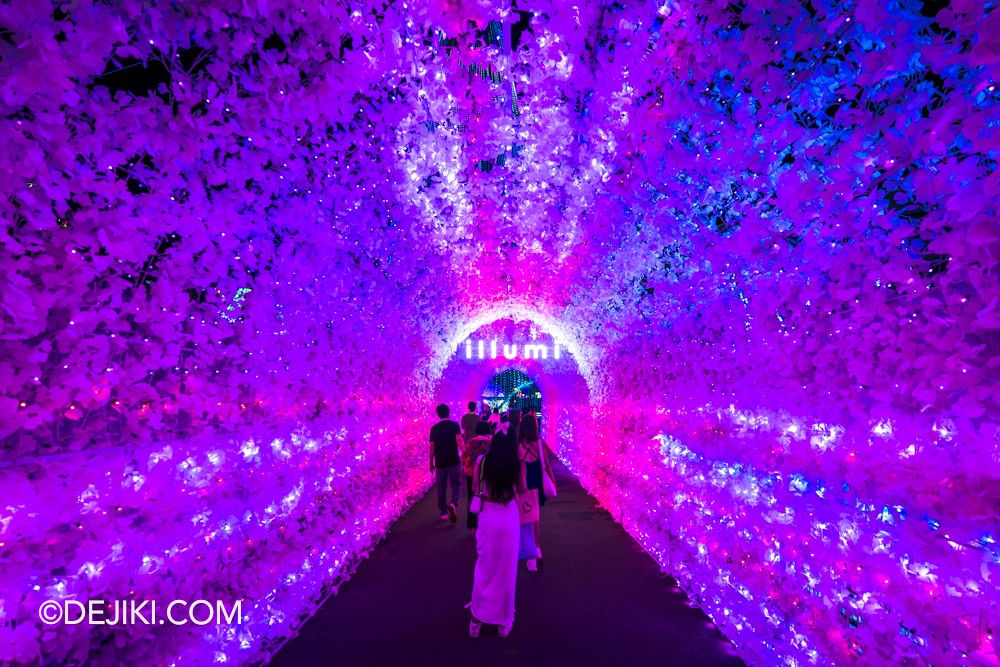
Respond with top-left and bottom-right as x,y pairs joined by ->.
503,410 -> 522,446
518,412 -> 539,444
481,433 -> 520,504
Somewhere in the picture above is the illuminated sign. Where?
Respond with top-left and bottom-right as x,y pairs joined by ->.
461,339 -> 568,361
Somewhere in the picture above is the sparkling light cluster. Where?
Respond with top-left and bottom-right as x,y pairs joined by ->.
558,402 -> 999,666
0,410 -> 429,665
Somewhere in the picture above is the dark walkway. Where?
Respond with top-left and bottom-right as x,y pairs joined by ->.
270,458 -> 744,667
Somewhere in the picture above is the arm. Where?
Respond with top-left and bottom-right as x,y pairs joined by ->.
517,462 -> 528,495
429,439 -> 435,472
456,433 -> 465,455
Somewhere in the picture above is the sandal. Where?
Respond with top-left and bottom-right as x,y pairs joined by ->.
499,622 -> 513,638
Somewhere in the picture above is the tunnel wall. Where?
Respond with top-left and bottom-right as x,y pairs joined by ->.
0,3 -> 444,662
565,394 -> 999,666
1,0 -> 998,665
532,0 -> 1000,663
0,408 -> 430,665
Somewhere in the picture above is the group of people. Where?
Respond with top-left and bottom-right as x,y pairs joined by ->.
428,401 -> 557,638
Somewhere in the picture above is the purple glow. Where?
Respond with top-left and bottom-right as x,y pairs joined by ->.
0,0 -> 997,664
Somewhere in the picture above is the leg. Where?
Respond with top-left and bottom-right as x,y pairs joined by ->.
436,468 -> 448,516
449,465 -> 462,507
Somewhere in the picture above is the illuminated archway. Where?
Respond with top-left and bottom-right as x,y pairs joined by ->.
430,315 -> 593,457
483,368 -> 542,414
418,300 -> 606,404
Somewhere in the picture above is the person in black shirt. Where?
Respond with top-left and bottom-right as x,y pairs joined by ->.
430,403 -> 463,522
460,401 -> 481,443
506,410 -> 522,446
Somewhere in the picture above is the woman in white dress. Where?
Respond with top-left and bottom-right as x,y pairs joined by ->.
469,427 -> 527,638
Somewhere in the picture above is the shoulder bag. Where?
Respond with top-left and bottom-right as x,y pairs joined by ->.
540,439 -> 557,498
469,456 -> 485,514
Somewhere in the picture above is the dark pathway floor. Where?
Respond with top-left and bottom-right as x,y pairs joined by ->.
270,458 -> 745,667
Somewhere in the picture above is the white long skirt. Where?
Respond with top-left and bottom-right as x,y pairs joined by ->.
470,499 -> 520,626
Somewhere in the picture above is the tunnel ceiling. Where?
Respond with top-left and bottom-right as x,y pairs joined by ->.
0,0 -> 997,455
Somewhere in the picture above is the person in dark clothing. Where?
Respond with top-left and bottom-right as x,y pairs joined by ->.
430,403 -> 463,522
506,410 -> 522,446
479,407 -> 494,433
461,401 -> 480,442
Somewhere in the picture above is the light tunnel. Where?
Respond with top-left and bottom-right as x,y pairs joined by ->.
0,0 -> 998,665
